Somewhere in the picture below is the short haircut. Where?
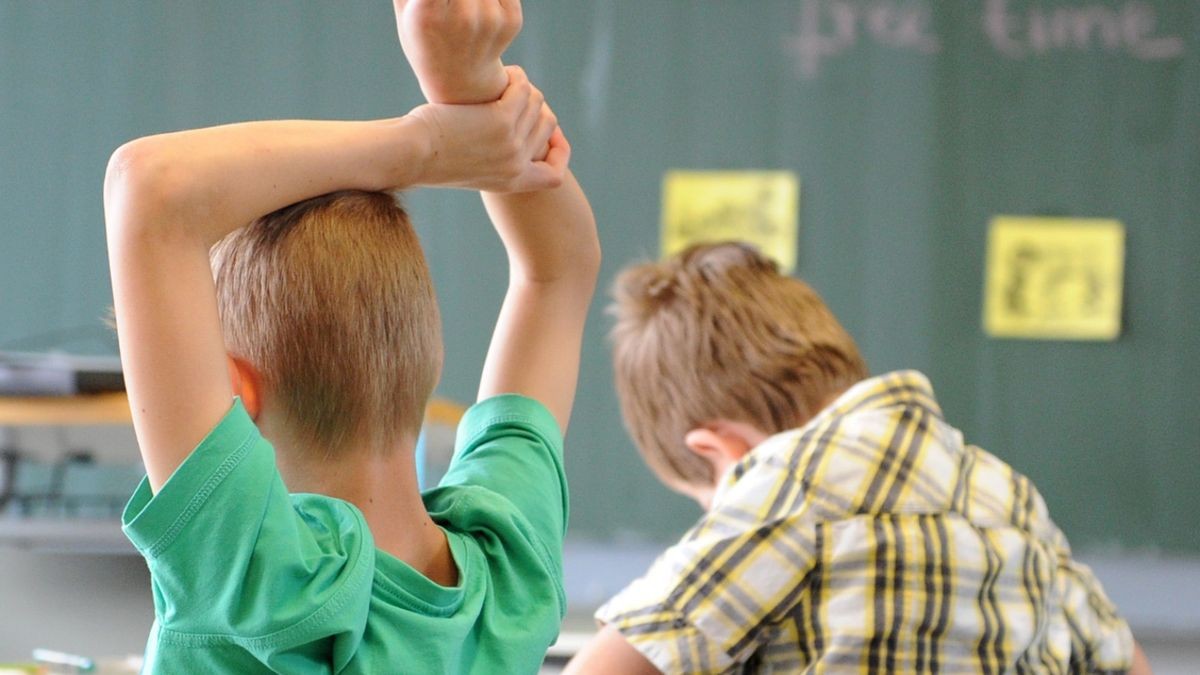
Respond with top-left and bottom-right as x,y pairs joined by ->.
609,242 -> 867,487
211,190 -> 442,454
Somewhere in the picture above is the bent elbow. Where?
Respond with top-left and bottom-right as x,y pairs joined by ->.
103,137 -> 191,239
104,138 -> 157,210
575,217 -> 602,282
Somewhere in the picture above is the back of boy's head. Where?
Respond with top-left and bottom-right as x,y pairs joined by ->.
609,242 -> 867,488
210,190 -> 442,454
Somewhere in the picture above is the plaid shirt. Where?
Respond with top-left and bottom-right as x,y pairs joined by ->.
597,371 -> 1132,674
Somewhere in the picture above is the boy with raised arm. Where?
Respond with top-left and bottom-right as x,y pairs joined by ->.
105,1 -> 598,671
566,243 -> 1149,674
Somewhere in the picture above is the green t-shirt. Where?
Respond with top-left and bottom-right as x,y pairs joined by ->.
122,394 -> 567,674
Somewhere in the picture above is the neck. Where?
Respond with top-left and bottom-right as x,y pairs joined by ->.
273,433 -> 458,586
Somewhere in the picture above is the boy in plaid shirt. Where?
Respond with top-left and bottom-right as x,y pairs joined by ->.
568,242 -> 1148,674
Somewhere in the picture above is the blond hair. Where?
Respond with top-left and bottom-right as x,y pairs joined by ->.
211,190 -> 442,454
609,242 -> 866,487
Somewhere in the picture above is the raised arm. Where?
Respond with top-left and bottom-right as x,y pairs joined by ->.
393,0 -> 516,104
477,129 -> 597,434
396,0 -> 600,434
105,91 -> 563,492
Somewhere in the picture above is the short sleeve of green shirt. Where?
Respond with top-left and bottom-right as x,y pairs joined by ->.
123,400 -> 374,671
435,394 -> 568,603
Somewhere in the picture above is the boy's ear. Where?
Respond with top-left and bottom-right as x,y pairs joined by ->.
683,419 -> 768,471
226,355 -> 263,420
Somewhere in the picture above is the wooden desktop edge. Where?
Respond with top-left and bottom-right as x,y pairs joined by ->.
0,393 -> 467,428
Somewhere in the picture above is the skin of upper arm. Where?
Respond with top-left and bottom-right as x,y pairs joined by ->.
105,140 -> 238,493
564,625 -> 662,675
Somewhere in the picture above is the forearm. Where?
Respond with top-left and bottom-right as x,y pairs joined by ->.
104,117 -> 427,248
478,171 -> 600,432
393,0 -> 517,105
482,171 -> 598,283
395,0 -> 594,428
565,625 -> 661,675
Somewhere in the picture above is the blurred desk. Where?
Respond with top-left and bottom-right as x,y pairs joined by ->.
0,394 -> 468,554
0,394 -> 131,426
0,393 -> 464,427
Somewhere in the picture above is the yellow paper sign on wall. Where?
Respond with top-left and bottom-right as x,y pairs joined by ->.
983,216 -> 1125,341
662,171 -> 799,273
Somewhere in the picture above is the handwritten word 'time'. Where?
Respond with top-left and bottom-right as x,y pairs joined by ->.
787,0 -> 1186,78
985,0 -> 1184,59
787,0 -> 940,78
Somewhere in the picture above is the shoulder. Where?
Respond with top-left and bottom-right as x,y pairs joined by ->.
437,393 -> 569,552
125,401 -> 376,643
452,393 -> 564,458
123,399 -> 271,557
416,487 -> 567,663
716,370 -> 972,520
426,483 -> 565,605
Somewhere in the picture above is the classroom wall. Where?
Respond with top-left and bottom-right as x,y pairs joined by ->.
0,0 -> 706,544
1,1 -> 1199,658
4,0 -> 1198,551
1,1 -> 1199,666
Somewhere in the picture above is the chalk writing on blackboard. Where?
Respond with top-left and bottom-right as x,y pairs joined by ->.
985,0 -> 1185,59
787,0 -> 940,78
787,0 -> 1185,78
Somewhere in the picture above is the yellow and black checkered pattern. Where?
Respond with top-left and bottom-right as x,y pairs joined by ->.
598,371 -> 1132,674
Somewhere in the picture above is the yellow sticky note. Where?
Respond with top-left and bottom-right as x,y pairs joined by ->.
661,171 -> 800,273
983,216 -> 1125,341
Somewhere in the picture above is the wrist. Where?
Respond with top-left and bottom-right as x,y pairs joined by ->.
420,62 -> 508,104
383,115 -> 435,189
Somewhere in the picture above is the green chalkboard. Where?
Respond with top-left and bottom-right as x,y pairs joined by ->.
1,1 -> 1196,552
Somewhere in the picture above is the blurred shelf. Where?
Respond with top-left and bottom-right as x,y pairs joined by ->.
426,398 -> 466,427
0,393 -> 133,426
0,518 -> 133,554
0,395 -> 465,555
0,393 -> 465,427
